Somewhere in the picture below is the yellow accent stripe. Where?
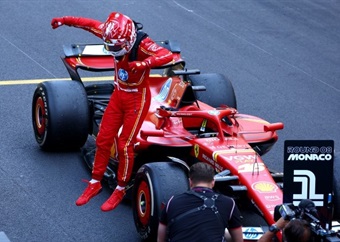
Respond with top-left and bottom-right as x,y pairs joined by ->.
240,118 -> 269,125
122,88 -> 148,182
213,149 -> 256,161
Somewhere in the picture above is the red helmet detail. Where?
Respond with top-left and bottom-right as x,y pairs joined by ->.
102,12 -> 137,57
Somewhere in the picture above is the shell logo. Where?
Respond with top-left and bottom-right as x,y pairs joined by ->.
252,181 -> 277,193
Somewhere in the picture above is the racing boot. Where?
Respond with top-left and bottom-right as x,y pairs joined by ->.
75,180 -> 102,206
100,188 -> 126,212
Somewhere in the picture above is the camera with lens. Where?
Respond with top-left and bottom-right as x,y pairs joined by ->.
274,199 -> 340,242
277,202 -> 320,223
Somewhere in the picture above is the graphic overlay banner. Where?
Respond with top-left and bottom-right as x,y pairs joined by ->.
283,140 -> 334,228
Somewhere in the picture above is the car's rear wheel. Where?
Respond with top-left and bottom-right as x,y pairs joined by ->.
333,152 -> 340,219
32,80 -> 89,150
189,73 -> 237,109
132,162 -> 189,241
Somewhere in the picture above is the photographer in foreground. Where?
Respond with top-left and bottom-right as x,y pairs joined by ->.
259,198 -> 340,242
258,216 -> 311,242
157,162 -> 243,242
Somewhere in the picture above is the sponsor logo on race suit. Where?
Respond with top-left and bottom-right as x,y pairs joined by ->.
118,69 -> 128,82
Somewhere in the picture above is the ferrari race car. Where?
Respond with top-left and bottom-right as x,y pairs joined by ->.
32,40 -> 339,242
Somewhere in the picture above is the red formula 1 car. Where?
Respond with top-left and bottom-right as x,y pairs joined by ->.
32,40 -> 292,241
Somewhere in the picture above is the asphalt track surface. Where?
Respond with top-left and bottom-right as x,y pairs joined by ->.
1,1 -> 339,241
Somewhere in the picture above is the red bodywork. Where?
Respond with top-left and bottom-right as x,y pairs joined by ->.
140,76 -> 283,225
63,43 -> 284,241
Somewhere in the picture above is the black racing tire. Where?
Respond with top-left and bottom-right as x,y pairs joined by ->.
32,80 -> 89,151
189,73 -> 237,109
333,152 -> 340,220
132,162 -> 189,242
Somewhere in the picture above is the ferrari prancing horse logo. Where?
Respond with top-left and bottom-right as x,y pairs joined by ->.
194,144 -> 199,158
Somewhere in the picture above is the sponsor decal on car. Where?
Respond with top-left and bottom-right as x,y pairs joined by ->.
225,155 -> 256,163
212,149 -> 255,162
264,195 -> 281,202
252,181 -> 278,193
238,163 -> 265,173
242,227 -> 264,240
201,153 -> 223,171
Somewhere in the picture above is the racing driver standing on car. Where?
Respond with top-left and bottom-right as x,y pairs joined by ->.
51,12 -> 174,211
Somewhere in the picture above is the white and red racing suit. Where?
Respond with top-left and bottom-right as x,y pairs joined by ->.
62,17 -> 174,186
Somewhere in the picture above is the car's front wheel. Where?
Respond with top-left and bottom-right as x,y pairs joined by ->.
132,162 -> 189,241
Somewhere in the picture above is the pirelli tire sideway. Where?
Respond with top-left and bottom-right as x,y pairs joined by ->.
189,73 -> 237,109
333,152 -> 340,220
32,80 -> 89,150
132,162 -> 189,242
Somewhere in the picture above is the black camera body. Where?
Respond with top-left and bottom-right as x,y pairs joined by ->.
279,203 -> 299,221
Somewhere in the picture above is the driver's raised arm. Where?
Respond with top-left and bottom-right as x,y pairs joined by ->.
51,16 -> 104,38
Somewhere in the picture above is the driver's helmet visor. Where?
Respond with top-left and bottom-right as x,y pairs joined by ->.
104,39 -> 127,52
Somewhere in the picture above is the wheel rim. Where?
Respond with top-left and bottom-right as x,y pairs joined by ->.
35,97 -> 46,136
137,180 -> 151,226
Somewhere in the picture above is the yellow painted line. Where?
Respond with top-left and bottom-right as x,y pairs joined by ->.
0,76 -> 114,86
0,74 -> 162,86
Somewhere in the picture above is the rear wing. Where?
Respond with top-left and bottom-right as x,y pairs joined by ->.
61,40 -> 185,82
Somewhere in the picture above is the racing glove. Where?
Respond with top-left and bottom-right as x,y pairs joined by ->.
51,17 -> 64,29
51,16 -> 84,29
129,61 -> 149,72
